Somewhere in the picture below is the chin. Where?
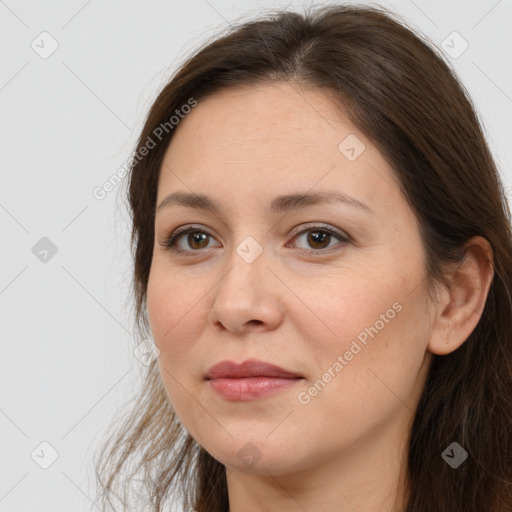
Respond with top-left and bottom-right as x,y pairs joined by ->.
199,433 -> 307,476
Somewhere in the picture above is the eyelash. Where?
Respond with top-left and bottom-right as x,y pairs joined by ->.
158,223 -> 351,257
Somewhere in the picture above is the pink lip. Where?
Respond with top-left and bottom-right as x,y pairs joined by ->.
205,359 -> 303,401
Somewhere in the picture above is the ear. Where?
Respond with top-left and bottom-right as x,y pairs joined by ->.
427,236 -> 494,356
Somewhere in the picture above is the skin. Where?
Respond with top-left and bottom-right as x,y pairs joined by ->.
146,81 -> 494,512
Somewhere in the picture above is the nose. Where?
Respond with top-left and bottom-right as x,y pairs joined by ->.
208,247 -> 285,334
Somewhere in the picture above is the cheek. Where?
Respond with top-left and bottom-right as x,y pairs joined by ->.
146,266 -> 208,370
146,271 -> 170,343
147,266 -> 217,392
295,286 -> 429,448
313,268 -> 429,385
146,271 -> 207,427
303,273 -> 401,349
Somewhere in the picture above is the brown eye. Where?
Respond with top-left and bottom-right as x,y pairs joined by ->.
305,230 -> 331,250
289,225 -> 350,254
160,223 -> 351,257
186,232 -> 210,250
160,226 -> 219,254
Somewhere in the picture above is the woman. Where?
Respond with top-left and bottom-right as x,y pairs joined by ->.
94,4 -> 512,511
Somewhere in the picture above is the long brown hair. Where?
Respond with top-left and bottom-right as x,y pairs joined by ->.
94,4 -> 512,511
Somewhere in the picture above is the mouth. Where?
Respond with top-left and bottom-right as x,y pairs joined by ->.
205,358 -> 303,401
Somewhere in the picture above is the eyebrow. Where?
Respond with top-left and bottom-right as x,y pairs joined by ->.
155,190 -> 373,215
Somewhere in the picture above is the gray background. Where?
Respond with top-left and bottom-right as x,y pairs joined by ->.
1,0 -> 511,510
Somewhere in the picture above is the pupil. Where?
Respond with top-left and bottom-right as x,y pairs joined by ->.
190,233 -> 207,248
308,231 -> 329,249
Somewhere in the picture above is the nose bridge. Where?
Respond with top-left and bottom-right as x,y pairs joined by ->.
218,233 -> 268,299
209,233 -> 283,331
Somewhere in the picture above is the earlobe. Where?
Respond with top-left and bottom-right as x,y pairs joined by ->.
427,326 -> 454,356
427,236 -> 494,356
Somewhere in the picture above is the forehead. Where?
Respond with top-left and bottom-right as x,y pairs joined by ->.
168,82 -> 352,153
157,82 -> 403,219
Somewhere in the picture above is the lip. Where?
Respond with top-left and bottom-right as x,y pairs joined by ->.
205,358 -> 302,379
205,358 -> 303,401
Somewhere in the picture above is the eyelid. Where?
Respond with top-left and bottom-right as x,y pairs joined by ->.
168,223 -> 213,239
288,222 -> 348,240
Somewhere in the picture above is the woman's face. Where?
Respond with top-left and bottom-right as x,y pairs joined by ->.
147,81 -> 435,476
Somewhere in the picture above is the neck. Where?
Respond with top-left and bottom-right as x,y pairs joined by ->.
225,409 -> 412,512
